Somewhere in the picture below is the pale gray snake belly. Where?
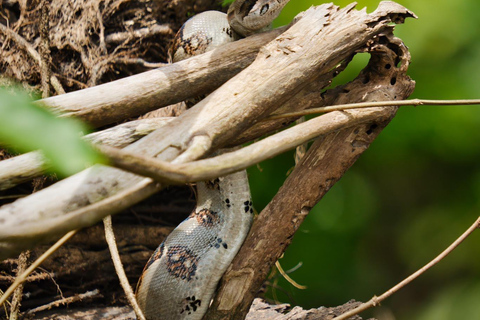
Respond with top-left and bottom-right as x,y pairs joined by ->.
135,1 -> 289,318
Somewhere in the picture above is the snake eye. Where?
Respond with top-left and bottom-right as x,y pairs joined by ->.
260,4 -> 269,15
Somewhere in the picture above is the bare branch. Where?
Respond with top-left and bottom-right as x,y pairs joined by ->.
25,289 -> 101,315
205,6 -> 416,316
266,98 -> 480,120
0,117 -> 173,191
0,2 -> 415,260
335,216 -> 480,320
39,27 -> 286,127
105,24 -> 173,44
98,107 -> 395,184
103,216 -> 146,320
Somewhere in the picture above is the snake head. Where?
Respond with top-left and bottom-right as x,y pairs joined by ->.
228,0 -> 290,36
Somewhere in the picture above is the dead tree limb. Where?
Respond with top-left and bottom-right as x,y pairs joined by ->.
0,117 -> 173,191
0,2 -> 415,263
40,28 -> 285,127
205,30 -> 415,320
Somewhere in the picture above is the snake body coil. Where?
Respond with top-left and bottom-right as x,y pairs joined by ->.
136,1 -> 289,318
136,171 -> 253,319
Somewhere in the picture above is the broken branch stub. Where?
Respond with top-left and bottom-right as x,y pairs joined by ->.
0,2 -> 415,259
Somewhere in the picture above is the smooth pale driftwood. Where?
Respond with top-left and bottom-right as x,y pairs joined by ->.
204,30 -> 415,320
0,43 -> 345,191
0,118 -> 173,191
40,28 -> 285,127
101,106 -> 396,185
0,2 -> 415,259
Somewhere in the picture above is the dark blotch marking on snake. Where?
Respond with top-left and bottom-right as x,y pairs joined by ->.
180,296 -> 202,315
225,198 -> 231,208
145,243 -> 165,269
137,243 -> 165,290
190,208 -> 219,227
170,24 -> 185,60
211,237 -> 228,249
244,200 -> 253,213
205,178 -> 220,190
166,246 -> 199,281
223,26 -> 236,38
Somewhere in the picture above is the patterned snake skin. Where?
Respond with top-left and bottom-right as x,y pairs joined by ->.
136,1 -> 290,318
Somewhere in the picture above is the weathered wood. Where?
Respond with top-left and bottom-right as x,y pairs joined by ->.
28,299 -> 370,320
205,30 -> 415,320
40,28 -> 285,127
0,118 -> 173,191
100,105 -> 400,185
0,2 -> 415,259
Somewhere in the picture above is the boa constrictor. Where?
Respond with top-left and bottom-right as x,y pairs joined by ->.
136,1 -> 289,319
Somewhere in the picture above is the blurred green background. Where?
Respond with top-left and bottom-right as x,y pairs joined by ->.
247,0 -> 480,319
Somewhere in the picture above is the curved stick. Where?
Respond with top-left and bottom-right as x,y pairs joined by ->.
336,216 -> 480,320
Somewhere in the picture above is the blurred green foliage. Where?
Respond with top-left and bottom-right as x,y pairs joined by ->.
0,87 -> 104,177
247,0 -> 480,319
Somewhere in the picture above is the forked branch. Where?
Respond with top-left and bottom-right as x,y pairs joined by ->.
0,2 -> 415,264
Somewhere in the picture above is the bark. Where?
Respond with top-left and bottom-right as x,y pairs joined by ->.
0,118 -> 173,191
39,28 -> 285,127
205,32 -> 415,320
0,1 -> 415,267
28,299 -> 369,320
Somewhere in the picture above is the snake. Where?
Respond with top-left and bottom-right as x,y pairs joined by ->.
135,1 -> 289,319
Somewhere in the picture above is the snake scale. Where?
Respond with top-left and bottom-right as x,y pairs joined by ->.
135,1 -> 289,319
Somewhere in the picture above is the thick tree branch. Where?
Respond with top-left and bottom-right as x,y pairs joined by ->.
0,117 -> 173,191
0,2 -> 415,260
205,19 -> 415,320
99,106 -> 397,184
39,28 -> 285,127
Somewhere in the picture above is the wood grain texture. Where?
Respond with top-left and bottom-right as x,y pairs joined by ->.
0,2 -> 415,265
205,24 -> 415,320
40,28 -> 285,127
0,118 -> 173,191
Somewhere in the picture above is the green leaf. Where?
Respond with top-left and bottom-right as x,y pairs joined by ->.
0,87 -> 106,177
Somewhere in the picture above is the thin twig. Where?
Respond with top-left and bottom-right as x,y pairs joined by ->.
0,230 -> 77,308
39,0 -> 52,98
274,261 -> 307,290
335,215 -> 480,320
97,107 -> 382,184
9,251 -> 30,320
103,216 -> 146,320
95,1 -> 107,54
265,98 -> 480,120
26,289 -> 101,314
272,117 -> 309,291
0,289 -> 10,316
111,57 -> 167,68
104,24 -> 173,44
0,272 -> 51,283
